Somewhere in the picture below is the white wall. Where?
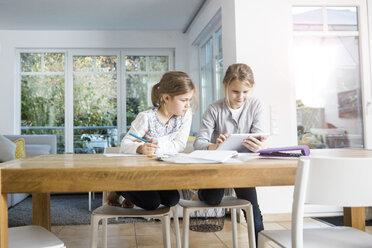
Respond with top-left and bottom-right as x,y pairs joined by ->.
234,0 -> 297,148
0,30 -> 188,134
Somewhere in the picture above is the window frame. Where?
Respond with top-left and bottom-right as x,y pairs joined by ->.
16,48 -> 174,153
292,0 -> 372,148
15,48 -> 68,142
67,49 -> 121,153
194,17 -> 222,116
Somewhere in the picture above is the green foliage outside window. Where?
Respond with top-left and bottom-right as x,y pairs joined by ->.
21,52 -> 170,152
125,56 -> 168,127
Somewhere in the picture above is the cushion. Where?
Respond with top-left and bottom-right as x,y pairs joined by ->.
25,144 -> 51,156
13,138 -> 26,159
0,134 -> 16,162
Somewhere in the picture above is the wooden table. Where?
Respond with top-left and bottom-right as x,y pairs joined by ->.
0,151 -> 367,247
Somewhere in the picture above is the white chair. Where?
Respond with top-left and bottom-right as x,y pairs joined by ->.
9,225 -> 66,248
179,196 -> 256,248
90,146 -> 181,248
90,193 -> 181,248
258,156 -> 372,248
88,191 -> 95,211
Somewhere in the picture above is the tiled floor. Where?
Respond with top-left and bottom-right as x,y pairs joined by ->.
52,214 -> 372,248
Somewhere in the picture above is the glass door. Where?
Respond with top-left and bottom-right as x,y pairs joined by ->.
293,6 -> 364,148
19,51 -> 66,153
71,53 -> 119,153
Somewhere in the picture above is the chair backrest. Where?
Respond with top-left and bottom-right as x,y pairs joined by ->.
292,156 -> 372,247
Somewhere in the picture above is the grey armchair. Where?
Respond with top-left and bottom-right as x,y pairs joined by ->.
5,134 -> 57,156
4,134 -> 57,207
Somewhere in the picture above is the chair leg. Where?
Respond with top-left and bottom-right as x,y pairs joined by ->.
89,192 -> 92,212
162,214 -> 171,248
237,209 -> 242,223
102,192 -> 108,205
244,205 -> 256,248
182,208 -> 191,248
103,218 -> 108,248
232,208 -> 238,248
172,206 -> 181,248
90,214 -> 100,248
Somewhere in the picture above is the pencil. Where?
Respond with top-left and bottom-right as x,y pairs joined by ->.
129,132 -> 151,143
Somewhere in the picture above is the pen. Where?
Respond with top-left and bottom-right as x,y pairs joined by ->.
129,132 -> 151,143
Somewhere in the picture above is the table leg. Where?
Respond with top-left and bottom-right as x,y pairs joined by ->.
0,193 -> 8,248
32,193 -> 51,231
344,207 -> 365,231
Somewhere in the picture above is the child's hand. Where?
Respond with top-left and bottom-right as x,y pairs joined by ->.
208,134 -> 228,150
136,138 -> 158,155
242,136 -> 267,152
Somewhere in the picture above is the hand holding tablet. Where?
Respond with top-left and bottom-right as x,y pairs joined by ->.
217,133 -> 269,151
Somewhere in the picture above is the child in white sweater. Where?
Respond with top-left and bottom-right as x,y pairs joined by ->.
109,71 -> 197,210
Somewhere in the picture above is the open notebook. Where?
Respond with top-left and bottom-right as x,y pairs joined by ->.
159,150 -> 238,164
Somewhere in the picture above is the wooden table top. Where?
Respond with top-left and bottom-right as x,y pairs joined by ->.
2,149 -> 371,194
0,154 -> 298,193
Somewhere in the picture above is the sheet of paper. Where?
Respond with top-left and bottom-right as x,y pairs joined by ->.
188,150 -> 238,163
103,153 -> 146,157
160,154 -> 217,164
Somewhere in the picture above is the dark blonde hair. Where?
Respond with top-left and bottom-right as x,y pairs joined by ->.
223,63 -> 255,107
151,71 -> 198,111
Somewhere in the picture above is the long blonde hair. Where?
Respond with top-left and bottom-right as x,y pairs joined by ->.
223,63 -> 255,107
151,71 -> 198,111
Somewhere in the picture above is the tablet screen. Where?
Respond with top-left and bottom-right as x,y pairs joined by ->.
217,133 -> 269,151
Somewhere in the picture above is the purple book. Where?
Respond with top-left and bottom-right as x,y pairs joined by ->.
257,145 -> 310,157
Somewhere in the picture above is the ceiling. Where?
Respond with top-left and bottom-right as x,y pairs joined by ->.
0,0 -> 205,31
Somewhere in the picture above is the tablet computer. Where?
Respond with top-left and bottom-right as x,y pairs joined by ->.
217,133 -> 269,151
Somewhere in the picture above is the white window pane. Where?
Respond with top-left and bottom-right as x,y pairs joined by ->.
20,52 -> 65,153
96,56 -> 117,72
294,36 -> 363,148
73,55 -> 118,153
292,7 -> 323,31
327,7 -> 358,31
148,56 -> 168,72
73,56 -> 94,72
44,53 -> 65,72
125,56 -> 146,72
21,53 -> 42,72
215,28 -> 223,99
200,37 -> 214,113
